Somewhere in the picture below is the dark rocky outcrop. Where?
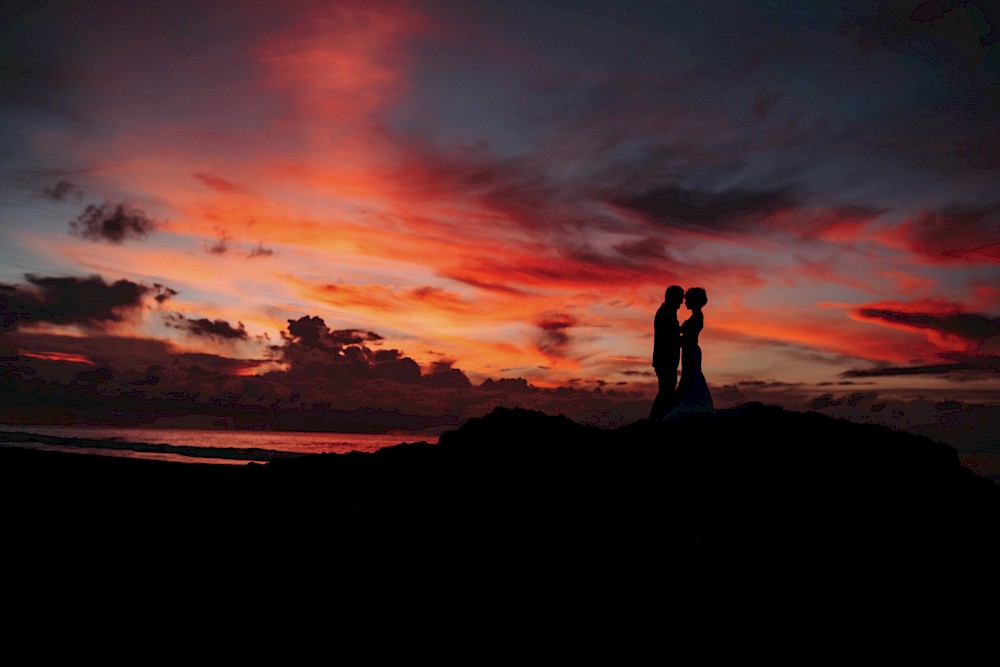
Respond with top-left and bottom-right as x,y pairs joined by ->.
2,403 -> 995,628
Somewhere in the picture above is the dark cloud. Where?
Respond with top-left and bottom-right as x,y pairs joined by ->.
399,150 -> 559,222
284,316 -> 382,350
424,359 -> 472,388
42,180 -> 83,201
611,185 -> 796,233
205,231 -> 231,256
0,2 -> 83,121
807,393 -> 840,409
842,301 -> 1000,375
331,328 -> 383,345
903,204 -> 1000,261
842,356 -> 1000,377
247,243 -> 274,258
203,231 -> 274,259
479,377 -> 532,392
839,0 -> 999,107
74,366 -> 113,385
0,326 -> 654,432
207,240 -> 228,255
167,314 -> 248,341
816,380 -> 869,386
277,316 -> 384,384
284,315 -> 329,349
536,313 -> 578,357
276,315 -> 472,389
153,284 -> 178,303
613,238 -> 667,260
837,1 -> 1000,177
193,172 -> 245,193
70,202 -> 158,243
0,274 -> 161,330
438,271 -> 528,295
856,307 -> 1000,345
752,90 -> 784,120
371,354 -> 423,383
735,380 -> 806,388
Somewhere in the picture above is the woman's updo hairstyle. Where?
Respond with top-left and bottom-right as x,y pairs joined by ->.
684,287 -> 707,309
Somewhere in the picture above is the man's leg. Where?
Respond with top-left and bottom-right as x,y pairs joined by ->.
650,368 -> 675,418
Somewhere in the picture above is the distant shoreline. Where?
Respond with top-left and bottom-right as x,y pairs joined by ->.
0,421 -> 451,437
0,424 -> 440,464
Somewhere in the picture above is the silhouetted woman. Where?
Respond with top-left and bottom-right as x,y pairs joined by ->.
667,287 -> 714,418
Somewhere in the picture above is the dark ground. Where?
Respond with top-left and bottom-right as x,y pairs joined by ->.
3,404 -> 997,633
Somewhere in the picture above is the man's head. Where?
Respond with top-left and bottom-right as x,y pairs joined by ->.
664,285 -> 684,309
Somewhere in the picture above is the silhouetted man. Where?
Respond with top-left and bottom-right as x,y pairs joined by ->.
650,285 -> 684,419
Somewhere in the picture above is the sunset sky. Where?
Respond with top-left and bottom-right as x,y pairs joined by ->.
1,0 -> 998,435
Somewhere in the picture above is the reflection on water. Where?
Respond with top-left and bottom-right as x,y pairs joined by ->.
1,440 -> 250,465
0,424 -> 440,464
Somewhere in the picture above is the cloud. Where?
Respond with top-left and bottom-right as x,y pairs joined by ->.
70,202 -> 158,243
437,271 -> 528,295
153,284 -> 178,303
299,279 -> 476,317
842,356 -> 1000,377
900,204 -> 1000,262
275,314 -> 480,391
838,2 -> 1000,175
206,233 -> 274,258
794,205 -> 884,242
479,377 -> 532,392
42,180 -> 83,201
855,307 -> 1000,347
283,315 -> 382,350
613,237 -> 668,260
193,172 -> 245,193
166,314 -> 248,340
843,299 -> 1000,374
423,358 -> 472,388
536,313 -> 578,357
205,228 -> 231,255
371,352 -> 423,384
752,90 -> 784,120
0,274 -> 169,331
610,184 -> 796,233
247,243 -> 274,258
839,0 -> 999,108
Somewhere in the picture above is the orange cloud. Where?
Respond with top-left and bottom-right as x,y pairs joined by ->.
21,351 -> 94,364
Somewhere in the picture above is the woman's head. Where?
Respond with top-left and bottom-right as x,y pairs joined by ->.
684,287 -> 707,310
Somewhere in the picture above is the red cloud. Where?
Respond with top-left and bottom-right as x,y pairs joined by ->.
895,205 -> 1000,263
21,351 -> 94,364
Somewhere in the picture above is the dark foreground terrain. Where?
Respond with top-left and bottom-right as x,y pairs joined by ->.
3,404 -> 997,630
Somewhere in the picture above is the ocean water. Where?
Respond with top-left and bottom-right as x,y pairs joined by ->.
0,424 -> 439,465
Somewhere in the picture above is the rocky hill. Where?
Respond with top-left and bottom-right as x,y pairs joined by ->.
3,403 -> 995,628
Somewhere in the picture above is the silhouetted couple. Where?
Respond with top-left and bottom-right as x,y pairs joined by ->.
650,285 -> 714,420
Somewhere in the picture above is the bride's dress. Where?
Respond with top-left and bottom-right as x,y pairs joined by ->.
664,311 -> 714,419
